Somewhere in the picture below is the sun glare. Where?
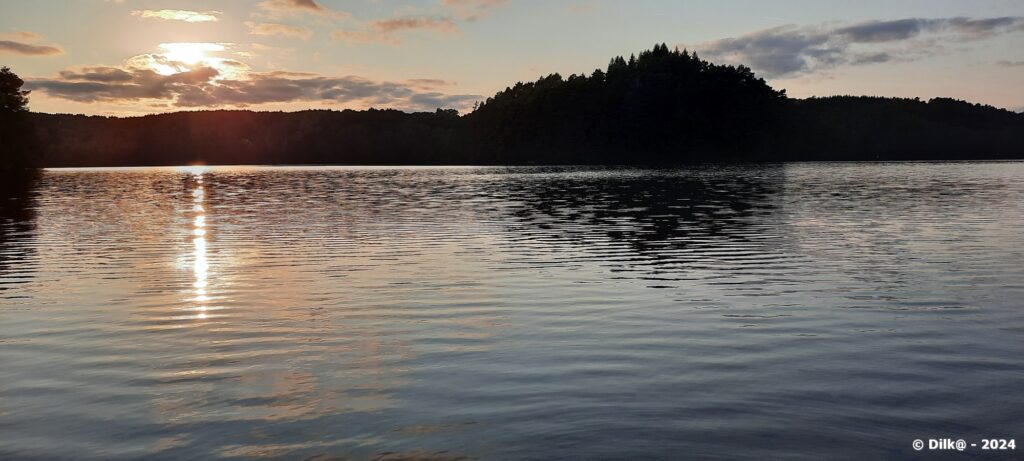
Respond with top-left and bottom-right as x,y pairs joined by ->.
160,43 -> 224,65
132,43 -> 249,80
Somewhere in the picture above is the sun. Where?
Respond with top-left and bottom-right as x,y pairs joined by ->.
129,43 -> 249,80
160,43 -> 225,66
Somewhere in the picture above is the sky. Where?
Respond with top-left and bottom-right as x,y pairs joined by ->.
1,0 -> 1022,116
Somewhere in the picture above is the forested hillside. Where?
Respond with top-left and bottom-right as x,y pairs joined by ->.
23,45 -> 1024,167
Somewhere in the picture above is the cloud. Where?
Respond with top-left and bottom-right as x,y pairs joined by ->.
692,16 -> 1024,78
27,50 -> 480,112
256,0 -> 347,18
405,78 -> 455,89
0,41 -> 64,56
332,16 -> 458,44
408,91 -> 479,109
0,32 -> 63,56
31,66 -> 220,102
692,26 -> 836,77
2,31 -> 44,41
329,1 -> 495,46
441,0 -> 508,21
373,17 -> 458,34
833,19 -> 928,43
331,29 -> 397,45
58,66 -> 135,82
567,3 -> 595,14
441,0 -> 507,5
131,9 -> 221,23
849,52 -> 893,65
259,0 -> 323,12
997,60 -> 1024,67
245,22 -> 313,39
836,17 -> 1024,42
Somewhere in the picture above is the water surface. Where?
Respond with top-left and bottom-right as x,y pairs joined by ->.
2,163 -> 1023,460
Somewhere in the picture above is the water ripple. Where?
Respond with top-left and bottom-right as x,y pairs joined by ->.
1,163 -> 1023,459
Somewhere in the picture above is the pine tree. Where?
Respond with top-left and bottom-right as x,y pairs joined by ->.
0,66 -> 30,113
0,67 -> 35,171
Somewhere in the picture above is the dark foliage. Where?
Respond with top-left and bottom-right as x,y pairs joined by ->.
0,66 -> 30,113
1,66 -> 36,172
461,44 -> 786,163
17,45 -> 1024,166
32,108 -> 462,167
780,96 -> 1024,160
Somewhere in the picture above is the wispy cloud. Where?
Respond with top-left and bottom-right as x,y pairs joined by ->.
256,0 -> 347,19
331,29 -> 399,45
327,1 -> 499,46
567,3 -> 595,14
0,31 -> 63,56
245,22 -> 313,39
374,16 -> 458,34
2,31 -> 43,42
58,66 -> 134,82
997,60 -> 1024,67
836,17 -> 1024,41
692,16 -> 1024,78
131,9 -> 221,23
259,0 -> 323,12
405,78 -> 455,89
441,0 -> 508,21
441,0 -> 507,5
332,16 -> 459,44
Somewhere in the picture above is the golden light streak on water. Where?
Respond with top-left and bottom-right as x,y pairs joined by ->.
191,170 -> 208,320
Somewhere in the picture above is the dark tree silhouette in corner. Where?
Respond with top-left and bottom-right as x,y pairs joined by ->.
1,66 -> 36,173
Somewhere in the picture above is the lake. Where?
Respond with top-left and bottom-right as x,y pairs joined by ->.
1,163 -> 1022,460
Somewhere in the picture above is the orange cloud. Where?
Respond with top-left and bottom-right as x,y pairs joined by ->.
373,17 -> 458,34
257,0 -> 348,18
441,0 -> 509,21
131,9 -> 221,23
0,31 -> 63,56
332,16 -> 459,44
245,22 -> 313,39
261,0 -> 323,12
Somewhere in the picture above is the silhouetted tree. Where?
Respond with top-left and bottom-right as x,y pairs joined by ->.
0,66 -> 36,172
460,44 -> 788,163
0,66 -> 29,112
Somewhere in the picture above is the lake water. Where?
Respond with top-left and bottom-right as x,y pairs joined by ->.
1,163 -> 1023,460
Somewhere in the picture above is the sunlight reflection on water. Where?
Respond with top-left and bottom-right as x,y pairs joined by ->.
192,171 -> 209,320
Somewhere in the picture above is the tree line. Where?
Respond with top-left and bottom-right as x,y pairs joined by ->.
3,45 -> 1024,168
